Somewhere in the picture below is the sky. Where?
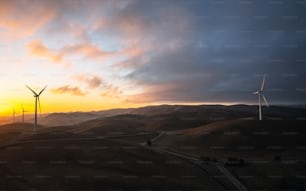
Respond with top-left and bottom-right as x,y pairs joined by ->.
0,0 -> 306,115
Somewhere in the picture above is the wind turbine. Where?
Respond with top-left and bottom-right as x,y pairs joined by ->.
26,85 -> 47,128
253,75 -> 269,120
12,108 -> 16,123
21,105 -> 28,123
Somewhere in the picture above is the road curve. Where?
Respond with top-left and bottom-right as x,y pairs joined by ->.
147,131 -> 249,191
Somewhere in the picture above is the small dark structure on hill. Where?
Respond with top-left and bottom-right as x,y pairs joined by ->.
146,140 -> 152,146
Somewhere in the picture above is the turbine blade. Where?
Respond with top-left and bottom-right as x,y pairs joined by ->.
260,75 -> 266,91
25,85 -> 38,96
38,85 -> 47,96
262,94 -> 269,107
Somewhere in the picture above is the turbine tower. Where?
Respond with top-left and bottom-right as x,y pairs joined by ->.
26,85 -> 47,128
253,75 -> 269,120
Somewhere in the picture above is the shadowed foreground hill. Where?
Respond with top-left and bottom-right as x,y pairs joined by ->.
158,119 -> 306,156
0,123 -> 37,145
157,119 -> 306,190
1,105 -> 306,190
0,138 -> 223,190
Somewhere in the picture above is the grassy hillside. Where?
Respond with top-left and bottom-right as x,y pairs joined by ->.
0,123 -> 37,145
0,137 -> 223,190
158,119 -> 306,156
156,119 -> 306,190
38,104 -> 306,127
1,105 -> 306,190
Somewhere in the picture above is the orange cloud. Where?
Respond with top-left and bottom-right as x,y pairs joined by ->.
62,43 -> 114,60
0,1 -> 55,42
27,39 -> 114,64
51,85 -> 85,96
27,39 -> 63,63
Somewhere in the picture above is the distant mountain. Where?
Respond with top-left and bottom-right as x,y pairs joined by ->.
38,104 -> 306,127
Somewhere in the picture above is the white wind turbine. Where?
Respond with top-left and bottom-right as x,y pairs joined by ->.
26,85 -> 47,128
253,75 -> 269,120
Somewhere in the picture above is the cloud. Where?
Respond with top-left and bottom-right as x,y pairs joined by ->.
74,74 -> 103,88
87,76 -> 103,88
3,0 -> 306,105
114,43 -> 150,69
114,1 -> 306,105
61,43 -> 114,60
124,83 -> 177,104
73,74 -> 123,98
51,85 -> 85,96
100,85 -> 123,99
27,39 -> 63,63
27,39 -> 115,64
0,0 -> 55,42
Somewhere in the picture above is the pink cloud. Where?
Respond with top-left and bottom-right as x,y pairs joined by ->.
51,85 -> 85,96
61,43 -> 114,60
74,74 -> 103,88
0,1 -> 55,42
27,39 -> 63,63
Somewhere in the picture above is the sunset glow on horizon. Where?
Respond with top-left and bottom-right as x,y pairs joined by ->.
1,0 -> 305,116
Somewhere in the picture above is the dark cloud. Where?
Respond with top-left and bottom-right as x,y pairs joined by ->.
117,0 -> 306,105
86,76 -> 103,88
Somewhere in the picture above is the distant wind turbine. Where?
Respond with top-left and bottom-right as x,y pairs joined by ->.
12,108 -> 16,123
21,105 -> 28,123
253,75 -> 269,120
26,85 -> 47,128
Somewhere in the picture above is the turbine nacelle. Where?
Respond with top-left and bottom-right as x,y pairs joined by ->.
253,91 -> 259,95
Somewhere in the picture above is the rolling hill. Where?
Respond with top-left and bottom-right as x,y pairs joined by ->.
155,119 -> 306,190
1,104 -> 306,190
0,132 -> 224,190
37,104 -> 306,127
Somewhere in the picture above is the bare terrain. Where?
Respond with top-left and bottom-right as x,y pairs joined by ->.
0,104 -> 306,190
